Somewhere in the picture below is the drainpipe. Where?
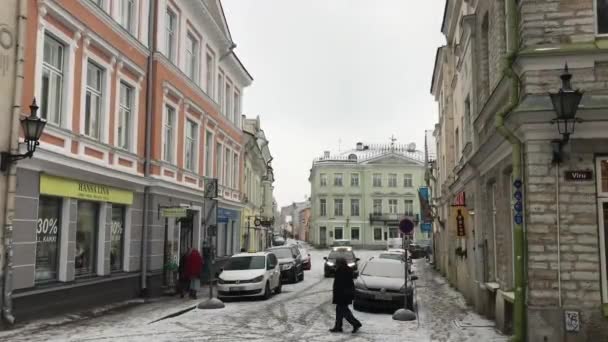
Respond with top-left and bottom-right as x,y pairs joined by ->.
2,0 -> 27,325
140,0 -> 157,297
495,1 -> 525,341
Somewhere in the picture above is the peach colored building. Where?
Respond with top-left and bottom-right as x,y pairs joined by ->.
7,0 -> 251,321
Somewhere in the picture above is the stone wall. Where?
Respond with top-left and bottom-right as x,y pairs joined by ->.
519,0 -> 595,47
524,139 -> 608,341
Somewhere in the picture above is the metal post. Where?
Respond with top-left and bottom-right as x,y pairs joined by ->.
393,234 -> 415,321
198,193 -> 224,309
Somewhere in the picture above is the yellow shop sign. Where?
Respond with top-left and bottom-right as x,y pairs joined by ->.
40,174 -> 133,205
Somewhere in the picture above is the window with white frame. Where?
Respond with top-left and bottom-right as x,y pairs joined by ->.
319,199 -> 327,216
320,173 -> 327,187
90,0 -> 105,9
117,82 -> 133,150
351,227 -> 360,241
216,142 -> 223,182
205,50 -> 214,97
217,71 -> 224,110
224,147 -> 230,187
225,81 -> 232,120
334,173 -> 343,187
233,91 -> 240,125
373,227 -> 383,241
334,227 -> 344,240
351,173 -> 359,187
185,33 -> 199,83
389,199 -> 398,214
165,8 -> 177,63
185,119 -> 197,171
205,131 -> 213,176
163,105 -> 175,163
388,173 -> 397,187
404,199 -> 414,216
85,61 -> 104,139
597,0 -> 608,34
41,33 -> 65,126
404,174 -> 413,187
334,199 -> 343,216
233,153 -> 239,190
373,199 -> 382,215
120,0 -> 136,34
373,173 -> 382,187
350,199 -> 360,216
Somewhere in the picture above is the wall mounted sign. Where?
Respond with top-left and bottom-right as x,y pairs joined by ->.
564,310 -> 580,332
452,192 -> 466,207
161,207 -> 188,218
40,174 -> 133,204
565,170 -> 593,181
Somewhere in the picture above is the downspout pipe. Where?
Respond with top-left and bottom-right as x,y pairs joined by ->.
2,0 -> 28,325
140,0 -> 157,298
495,1 -> 525,341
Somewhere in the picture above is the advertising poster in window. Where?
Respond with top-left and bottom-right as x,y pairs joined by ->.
111,206 -> 125,272
36,197 -> 62,282
76,201 -> 98,276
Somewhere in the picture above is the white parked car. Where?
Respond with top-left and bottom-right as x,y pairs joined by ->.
217,251 -> 282,300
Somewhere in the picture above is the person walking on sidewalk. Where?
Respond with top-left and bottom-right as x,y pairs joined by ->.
330,258 -> 362,333
177,252 -> 190,298
184,247 -> 203,299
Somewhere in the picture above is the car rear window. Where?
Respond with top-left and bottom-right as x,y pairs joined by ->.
270,248 -> 293,259
361,261 -> 405,278
328,251 -> 354,260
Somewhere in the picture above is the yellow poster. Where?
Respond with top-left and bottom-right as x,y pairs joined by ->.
40,174 -> 133,205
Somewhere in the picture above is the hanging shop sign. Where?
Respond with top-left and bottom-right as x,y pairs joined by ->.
40,174 -> 133,205
451,207 -> 469,237
564,170 -> 593,182
161,207 -> 189,218
513,180 -> 524,225
418,187 -> 433,223
452,191 -> 466,207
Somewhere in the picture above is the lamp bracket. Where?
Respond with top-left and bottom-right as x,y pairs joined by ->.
0,150 -> 34,172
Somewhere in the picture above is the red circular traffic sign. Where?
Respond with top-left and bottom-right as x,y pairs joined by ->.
399,218 -> 414,234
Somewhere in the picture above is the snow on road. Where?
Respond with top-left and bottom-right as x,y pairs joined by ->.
0,248 -> 508,342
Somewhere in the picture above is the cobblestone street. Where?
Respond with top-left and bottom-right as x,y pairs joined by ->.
0,250 -> 507,342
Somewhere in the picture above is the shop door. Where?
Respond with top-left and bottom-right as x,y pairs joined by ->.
179,215 -> 194,254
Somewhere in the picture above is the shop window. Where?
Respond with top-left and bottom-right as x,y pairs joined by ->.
598,0 -> 608,35
35,196 -> 62,282
110,206 -> 125,272
76,201 -> 99,277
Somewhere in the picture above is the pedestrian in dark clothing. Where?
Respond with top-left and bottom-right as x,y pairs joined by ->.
330,258 -> 362,333
184,248 -> 203,299
177,252 -> 189,298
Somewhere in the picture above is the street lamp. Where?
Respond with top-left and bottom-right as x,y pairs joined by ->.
0,99 -> 47,172
549,64 -> 583,163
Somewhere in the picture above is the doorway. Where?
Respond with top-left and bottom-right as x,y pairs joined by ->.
179,212 -> 194,254
320,226 -> 327,247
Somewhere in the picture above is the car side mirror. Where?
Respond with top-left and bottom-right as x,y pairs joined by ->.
411,275 -> 418,281
355,258 -> 360,262
323,257 -> 327,260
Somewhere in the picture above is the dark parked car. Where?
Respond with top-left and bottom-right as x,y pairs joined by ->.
272,235 -> 286,246
353,257 -> 417,312
323,247 -> 359,277
267,245 -> 304,283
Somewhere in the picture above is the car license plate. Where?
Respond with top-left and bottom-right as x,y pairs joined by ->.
229,287 -> 240,292
374,293 -> 391,300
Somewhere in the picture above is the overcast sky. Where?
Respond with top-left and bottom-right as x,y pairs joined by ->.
222,0 -> 446,208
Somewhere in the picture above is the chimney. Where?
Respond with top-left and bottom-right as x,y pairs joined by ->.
356,142 -> 363,151
323,151 -> 330,158
363,145 -> 370,150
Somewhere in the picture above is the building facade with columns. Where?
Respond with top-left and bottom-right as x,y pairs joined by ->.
4,0 -> 253,322
431,0 -> 608,340
310,142 -> 426,249
241,116 -> 274,252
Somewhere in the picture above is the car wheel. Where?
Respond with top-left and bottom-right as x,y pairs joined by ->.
263,282 -> 271,300
298,270 -> 304,281
353,301 -> 363,311
275,279 -> 282,294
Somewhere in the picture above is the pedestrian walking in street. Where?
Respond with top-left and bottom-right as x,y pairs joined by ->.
184,247 -> 203,299
177,252 -> 190,298
330,257 -> 362,333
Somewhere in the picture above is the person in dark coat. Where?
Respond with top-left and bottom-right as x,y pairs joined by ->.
330,258 -> 362,333
178,252 -> 189,298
